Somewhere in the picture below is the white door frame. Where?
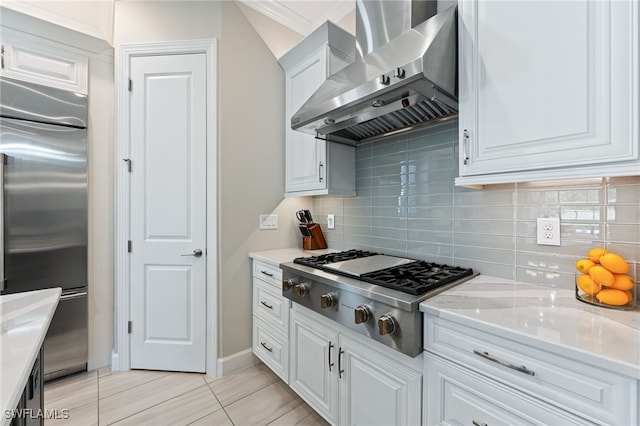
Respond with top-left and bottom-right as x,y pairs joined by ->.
114,39 -> 218,376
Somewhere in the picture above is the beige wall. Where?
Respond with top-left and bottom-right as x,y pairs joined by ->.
218,0 -> 311,357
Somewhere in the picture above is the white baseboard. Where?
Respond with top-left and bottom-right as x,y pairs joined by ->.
110,351 -> 124,372
216,348 -> 258,377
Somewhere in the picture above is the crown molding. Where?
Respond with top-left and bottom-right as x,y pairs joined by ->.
239,0 -> 354,36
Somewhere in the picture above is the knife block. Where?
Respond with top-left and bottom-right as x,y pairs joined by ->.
301,224 -> 327,250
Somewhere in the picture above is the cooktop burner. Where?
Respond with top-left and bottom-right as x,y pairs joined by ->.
294,250 -> 473,296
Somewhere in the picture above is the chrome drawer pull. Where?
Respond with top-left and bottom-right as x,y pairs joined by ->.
260,301 -> 273,309
260,270 -> 274,277
260,342 -> 273,352
473,350 -> 535,376
472,420 -> 487,426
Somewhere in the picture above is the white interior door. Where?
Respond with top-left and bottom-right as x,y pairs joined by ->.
129,53 -> 207,372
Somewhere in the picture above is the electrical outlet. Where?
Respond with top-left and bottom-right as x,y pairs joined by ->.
536,217 -> 560,246
259,214 -> 278,230
327,214 -> 335,229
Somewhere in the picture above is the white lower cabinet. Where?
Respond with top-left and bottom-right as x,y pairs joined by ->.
423,314 -> 638,426
251,259 -> 289,383
425,353 -> 592,426
290,308 -> 339,423
290,306 -> 422,426
339,334 -> 422,426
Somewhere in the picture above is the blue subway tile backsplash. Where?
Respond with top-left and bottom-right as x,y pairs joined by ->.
313,120 -> 640,289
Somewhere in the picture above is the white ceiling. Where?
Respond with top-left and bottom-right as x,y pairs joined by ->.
238,0 -> 355,36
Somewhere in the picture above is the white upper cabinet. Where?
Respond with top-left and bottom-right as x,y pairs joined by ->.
280,22 -> 356,197
457,0 -> 639,186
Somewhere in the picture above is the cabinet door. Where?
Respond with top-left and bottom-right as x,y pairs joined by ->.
1,28 -> 88,94
285,48 -> 328,194
289,308 -> 339,424
339,334 -> 421,426
425,353 -> 594,426
458,0 -> 638,177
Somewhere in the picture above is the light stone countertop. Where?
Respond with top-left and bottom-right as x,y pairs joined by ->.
1,288 -> 61,425
249,247 -> 336,266
420,275 -> 640,379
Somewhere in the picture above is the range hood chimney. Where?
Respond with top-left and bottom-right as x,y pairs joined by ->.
292,0 -> 457,145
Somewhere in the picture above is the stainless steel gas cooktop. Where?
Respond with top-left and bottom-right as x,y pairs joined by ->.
282,250 -> 477,357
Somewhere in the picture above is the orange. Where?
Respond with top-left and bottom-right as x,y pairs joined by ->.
575,258 -> 595,274
599,253 -> 630,274
587,247 -> 608,263
596,289 -> 630,306
622,290 -> 634,303
576,274 -> 601,296
588,265 -> 615,287
610,274 -> 635,291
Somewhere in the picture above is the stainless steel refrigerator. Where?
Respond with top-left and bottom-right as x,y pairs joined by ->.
0,77 -> 88,381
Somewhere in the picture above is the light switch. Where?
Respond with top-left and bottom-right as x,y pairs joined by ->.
259,214 -> 278,230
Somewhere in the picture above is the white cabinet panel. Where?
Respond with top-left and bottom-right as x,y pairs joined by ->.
339,334 -> 421,426
1,27 -> 88,93
290,308 -> 339,424
457,0 -> 639,184
425,353 -> 593,426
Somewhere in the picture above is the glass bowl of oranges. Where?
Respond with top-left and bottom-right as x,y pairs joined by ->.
575,248 -> 636,310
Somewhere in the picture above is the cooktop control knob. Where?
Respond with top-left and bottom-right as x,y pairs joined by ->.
378,314 -> 397,335
354,305 -> 371,324
293,283 -> 309,297
320,292 -> 337,309
282,278 -> 295,292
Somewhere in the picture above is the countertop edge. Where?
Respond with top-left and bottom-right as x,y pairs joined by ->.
1,288 -> 61,425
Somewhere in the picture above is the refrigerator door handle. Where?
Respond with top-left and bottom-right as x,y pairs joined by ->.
0,153 -> 5,291
59,290 -> 88,301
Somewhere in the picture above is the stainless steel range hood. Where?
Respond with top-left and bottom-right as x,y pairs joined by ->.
291,1 -> 457,145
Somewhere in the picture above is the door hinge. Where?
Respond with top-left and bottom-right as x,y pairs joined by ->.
123,158 -> 132,172
128,321 -> 132,334
127,240 -> 132,253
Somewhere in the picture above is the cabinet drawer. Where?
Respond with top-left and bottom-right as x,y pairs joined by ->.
425,353 -> 593,426
253,278 -> 289,334
253,317 -> 288,383
425,316 -> 636,426
252,260 -> 282,288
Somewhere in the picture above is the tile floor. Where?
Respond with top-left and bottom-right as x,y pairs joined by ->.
43,363 -> 329,426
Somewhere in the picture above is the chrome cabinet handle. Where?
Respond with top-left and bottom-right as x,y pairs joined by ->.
260,342 -> 273,352
473,350 -> 535,376
1,45 -> 5,69
463,129 -> 470,165
318,161 -> 324,183
338,347 -> 344,378
260,301 -> 273,309
472,421 -> 487,426
181,249 -> 203,258
328,342 -> 334,371
260,270 -> 273,277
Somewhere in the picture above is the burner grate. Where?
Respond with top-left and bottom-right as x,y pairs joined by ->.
361,262 -> 474,295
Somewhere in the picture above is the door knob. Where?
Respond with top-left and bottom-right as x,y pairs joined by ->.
181,249 -> 203,258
